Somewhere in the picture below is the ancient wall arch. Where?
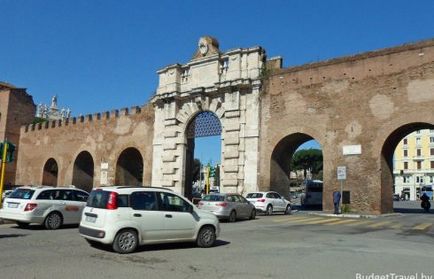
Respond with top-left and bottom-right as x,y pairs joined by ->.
72,151 -> 94,192
270,133 -> 323,195
377,121 -> 434,213
115,147 -> 144,186
42,158 -> 59,186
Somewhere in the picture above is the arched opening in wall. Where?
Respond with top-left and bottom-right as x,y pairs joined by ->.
42,158 -> 58,186
382,122 -> 434,214
270,133 -> 323,211
72,151 -> 94,193
115,148 -> 143,186
184,111 -> 222,201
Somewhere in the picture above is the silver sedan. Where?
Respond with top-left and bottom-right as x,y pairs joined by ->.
197,193 -> 256,222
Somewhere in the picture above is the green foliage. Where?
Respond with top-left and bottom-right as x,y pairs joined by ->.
192,159 -> 201,182
341,204 -> 351,214
32,117 -> 47,125
214,164 -> 220,186
291,149 -> 323,177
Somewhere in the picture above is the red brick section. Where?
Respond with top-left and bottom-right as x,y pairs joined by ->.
0,85 -> 36,185
260,39 -> 434,214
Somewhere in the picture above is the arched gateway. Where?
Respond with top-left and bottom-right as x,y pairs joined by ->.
151,36 -> 264,196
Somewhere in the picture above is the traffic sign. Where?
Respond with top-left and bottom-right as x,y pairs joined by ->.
337,166 -> 347,180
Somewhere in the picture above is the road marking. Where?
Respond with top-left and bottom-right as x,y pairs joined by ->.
345,220 -> 373,226
367,221 -> 392,228
323,219 -> 358,226
296,218 -> 340,225
388,223 -> 403,229
287,217 -> 325,224
411,223 -> 432,231
272,216 -> 313,223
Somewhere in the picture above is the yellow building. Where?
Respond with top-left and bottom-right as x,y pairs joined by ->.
394,129 -> 434,200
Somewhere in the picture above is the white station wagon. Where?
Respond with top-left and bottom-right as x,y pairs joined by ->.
79,186 -> 220,254
0,186 -> 89,229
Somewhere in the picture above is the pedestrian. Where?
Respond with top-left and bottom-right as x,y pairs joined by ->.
333,191 -> 341,214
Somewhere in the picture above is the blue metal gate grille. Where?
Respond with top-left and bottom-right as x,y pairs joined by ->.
186,111 -> 222,138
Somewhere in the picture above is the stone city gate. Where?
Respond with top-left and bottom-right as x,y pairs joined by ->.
151,36 -> 263,197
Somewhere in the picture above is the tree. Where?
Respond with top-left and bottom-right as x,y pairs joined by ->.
192,159 -> 201,182
291,149 -> 323,179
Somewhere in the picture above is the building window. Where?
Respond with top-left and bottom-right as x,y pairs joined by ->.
403,150 -> 408,157
417,161 -> 422,170
416,176 -> 424,184
403,138 -> 408,145
416,130 -> 421,134
430,129 -> 434,134
403,176 -> 411,183
431,148 -> 434,156
417,149 -> 422,156
416,137 -> 421,145
430,176 -> 434,183
431,161 -> 434,169
404,162 -> 408,170
430,137 -> 434,143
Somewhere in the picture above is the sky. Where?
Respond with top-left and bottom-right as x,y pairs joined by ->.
1,0 -> 433,163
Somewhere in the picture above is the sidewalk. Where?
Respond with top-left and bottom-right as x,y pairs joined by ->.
294,210 -> 402,219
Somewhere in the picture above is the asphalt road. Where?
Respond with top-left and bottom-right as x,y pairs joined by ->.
0,211 -> 433,279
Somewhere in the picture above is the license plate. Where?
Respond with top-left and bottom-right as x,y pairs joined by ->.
8,203 -> 18,208
85,216 -> 96,223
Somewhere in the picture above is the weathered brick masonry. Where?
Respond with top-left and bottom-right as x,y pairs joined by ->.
9,38 -> 434,214
260,40 -> 434,214
16,105 -> 154,190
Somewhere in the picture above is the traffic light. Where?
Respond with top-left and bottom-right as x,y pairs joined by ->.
0,142 -> 3,159
209,167 -> 215,177
6,142 -> 15,163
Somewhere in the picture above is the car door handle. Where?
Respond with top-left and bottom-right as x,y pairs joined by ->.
165,214 -> 172,218
133,213 -> 142,217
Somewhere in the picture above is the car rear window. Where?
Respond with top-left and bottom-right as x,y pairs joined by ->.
87,190 -> 110,208
87,190 -> 129,208
202,195 -> 225,202
246,193 -> 263,198
8,189 -> 35,200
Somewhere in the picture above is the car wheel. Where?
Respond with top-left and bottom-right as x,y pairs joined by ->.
266,205 -> 273,216
249,209 -> 256,220
16,221 -> 29,228
44,212 -> 63,230
196,226 -> 216,248
113,229 -> 138,254
228,210 -> 237,222
284,205 -> 292,215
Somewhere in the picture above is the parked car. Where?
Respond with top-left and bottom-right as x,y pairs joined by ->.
0,186 -> 89,229
198,193 -> 256,222
79,186 -> 220,254
245,191 -> 291,215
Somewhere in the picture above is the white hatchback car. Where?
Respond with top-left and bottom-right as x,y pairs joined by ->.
0,186 -> 89,229
79,186 -> 220,254
245,191 -> 291,215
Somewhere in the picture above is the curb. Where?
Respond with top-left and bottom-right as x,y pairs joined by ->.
307,212 -> 379,219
